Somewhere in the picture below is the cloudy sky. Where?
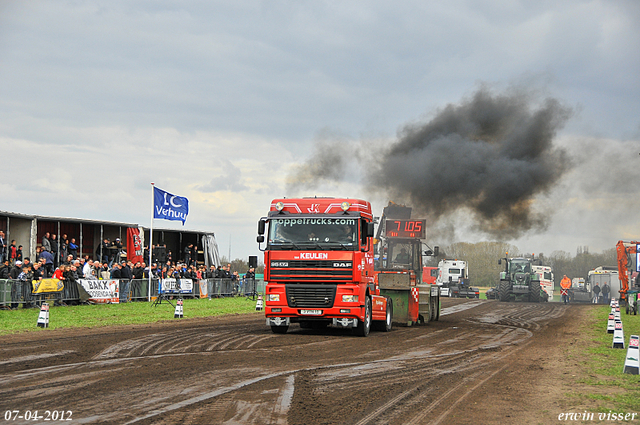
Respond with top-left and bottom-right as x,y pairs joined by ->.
1,0 -> 639,261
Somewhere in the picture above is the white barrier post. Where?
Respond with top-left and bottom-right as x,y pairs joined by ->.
37,303 -> 49,328
613,320 -> 625,349
174,298 -> 183,318
623,335 -> 640,375
255,294 -> 263,311
607,313 -> 615,334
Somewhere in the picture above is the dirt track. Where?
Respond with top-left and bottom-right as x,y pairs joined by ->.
0,299 -> 590,424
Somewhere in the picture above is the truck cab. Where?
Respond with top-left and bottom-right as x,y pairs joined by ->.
258,198 -> 391,336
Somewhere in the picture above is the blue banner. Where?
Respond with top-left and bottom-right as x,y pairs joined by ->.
154,187 -> 189,225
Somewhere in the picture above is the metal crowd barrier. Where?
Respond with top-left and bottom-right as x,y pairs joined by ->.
0,277 -> 266,309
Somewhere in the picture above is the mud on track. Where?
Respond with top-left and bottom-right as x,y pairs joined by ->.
0,299 -> 579,424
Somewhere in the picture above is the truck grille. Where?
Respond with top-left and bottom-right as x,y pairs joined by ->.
286,284 -> 337,308
270,260 -> 353,281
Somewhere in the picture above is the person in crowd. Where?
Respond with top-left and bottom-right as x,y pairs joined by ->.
99,262 -> 110,279
190,244 -> 198,267
97,238 -> 110,265
83,259 -> 94,279
110,262 -> 122,279
560,274 -> 572,304
9,260 -> 23,309
59,235 -> 68,262
32,261 -> 44,281
50,233 -> 60,268
592,283 -> 601,304
602,283 -> 611,304
0,259 -> 10,279
42,232 -> 52,252
18,263 -> 34,308
16,245 -> 23,262
52,264 -> 68,306
8,240 -> 17,265
68,238 -> 78,259
166,250 -> 173,264
0,231 -> 6,263
39,246 -> 54,276
133,261 -> 144,280
64,263 -> 80,305
120,261 -> 133,302
183,244 -> 192,267
207,265 -> 216,279
62,254 -> 73,266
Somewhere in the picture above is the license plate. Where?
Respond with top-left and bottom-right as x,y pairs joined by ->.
300,310 -> 322,315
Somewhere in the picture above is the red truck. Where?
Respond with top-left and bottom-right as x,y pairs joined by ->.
257,198 -> 392,336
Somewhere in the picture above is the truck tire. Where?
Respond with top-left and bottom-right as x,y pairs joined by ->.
498,280 -> 510,302
271,325 -> 288,334
435,297 -> 440,321
429,296 -> 437,322
529,281 -> 541,303
374,297 -> 393,332
353,296 -> 372,337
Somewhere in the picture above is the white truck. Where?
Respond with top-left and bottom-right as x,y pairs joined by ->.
532,265 -> 554,301
436,259 -> 479,298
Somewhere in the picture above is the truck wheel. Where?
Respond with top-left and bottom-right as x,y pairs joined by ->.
353,296 -> 371,337
498,280 -> 510,302
429,296 -> 437,322
435,297 -> 440,321
380,297 -> 393,332
271,325 -> 288,334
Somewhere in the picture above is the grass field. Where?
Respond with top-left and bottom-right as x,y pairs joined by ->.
0,297 -> 261,335
572,304 -> 640,413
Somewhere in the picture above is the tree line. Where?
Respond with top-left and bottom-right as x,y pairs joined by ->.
432,242 -> 617,288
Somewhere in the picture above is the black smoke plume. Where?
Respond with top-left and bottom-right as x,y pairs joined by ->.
287,86 -> 572,239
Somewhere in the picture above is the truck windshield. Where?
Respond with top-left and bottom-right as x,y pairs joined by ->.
267,217 -> 358,250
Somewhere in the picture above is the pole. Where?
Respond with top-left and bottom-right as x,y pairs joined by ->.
149,183 -> 154,302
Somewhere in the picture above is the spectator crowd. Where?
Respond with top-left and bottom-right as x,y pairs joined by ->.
0,231 -> 256,309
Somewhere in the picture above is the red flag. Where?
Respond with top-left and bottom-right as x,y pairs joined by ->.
127,227 -> 144,263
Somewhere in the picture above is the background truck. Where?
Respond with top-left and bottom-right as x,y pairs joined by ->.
257,198 -> 392,336
374,202 -> 441,325
531,265 -> 554,302
436,259 -> 479,299
497,256 -> 544,302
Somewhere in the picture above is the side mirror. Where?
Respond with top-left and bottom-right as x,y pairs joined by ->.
434,246 -> 439,257
367,222 -> 375,237
498,259 -> 502,265
257,220 -> 266,235
257,235 -> 265,243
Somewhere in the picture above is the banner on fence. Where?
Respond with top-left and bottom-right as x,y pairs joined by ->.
159,278 -> 193,294
78,279 -> 120,304
198,280 -> 208,298
32,278 -> 64,294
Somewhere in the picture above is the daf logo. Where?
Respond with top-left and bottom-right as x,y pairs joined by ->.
333,262 -> 352,268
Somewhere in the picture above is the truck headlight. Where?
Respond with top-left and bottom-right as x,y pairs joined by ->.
267,294 -> 280,302
342,295 -> 359,302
